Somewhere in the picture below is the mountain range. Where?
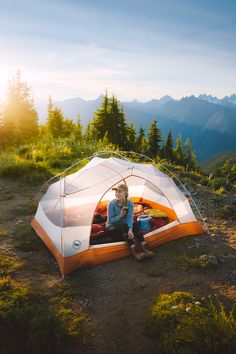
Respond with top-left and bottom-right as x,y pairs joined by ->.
35,93 -> 236,162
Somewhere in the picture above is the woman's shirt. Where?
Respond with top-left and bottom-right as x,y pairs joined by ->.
106,199 -> 134,229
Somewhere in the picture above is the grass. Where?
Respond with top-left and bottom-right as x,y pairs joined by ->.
14,224 -> 47,252
0,253 -> 23,276
0,229 -> 9,237
146,291 -> 236,354
0,200 -> 37,222
0,277 -> 91,354
0,193 -> 15,201
0,152 -> 52,184
10,200 -> 37,217
179,254 -> 218,271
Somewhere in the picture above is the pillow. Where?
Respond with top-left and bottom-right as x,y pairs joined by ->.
144,209 -> 168,218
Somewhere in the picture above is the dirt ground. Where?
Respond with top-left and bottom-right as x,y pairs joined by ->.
0,179 -> 236,353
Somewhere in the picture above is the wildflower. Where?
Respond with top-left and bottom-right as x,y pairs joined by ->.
195,301 -> 201,305
171,305 -> 178,310
186,307 -> 191,312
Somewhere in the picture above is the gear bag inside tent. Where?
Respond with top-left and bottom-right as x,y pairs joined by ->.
31,152 -> 206,276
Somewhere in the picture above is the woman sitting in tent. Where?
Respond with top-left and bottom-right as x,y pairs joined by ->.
106,183 -> 154,261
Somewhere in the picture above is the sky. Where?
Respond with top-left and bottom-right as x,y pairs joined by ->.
0,0 -> 236,102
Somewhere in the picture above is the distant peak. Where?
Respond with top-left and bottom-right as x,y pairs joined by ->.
159,95 -> 174,103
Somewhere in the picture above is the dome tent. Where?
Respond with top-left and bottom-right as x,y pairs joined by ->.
31,152 -> 205,276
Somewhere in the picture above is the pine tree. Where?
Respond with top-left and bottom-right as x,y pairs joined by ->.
84,120 -> 92,142
126,122 -> 136,151
63,119 -> 75,138
102,131 -> 112,145
136,126 -> 145,148
1,70 -> 38,146
136,127 -> 147,155
91,93 -> 128,149
174,134 -> 184,165
163,129 -> 174,160
74,114 -> 83,141
117,106 -> 129,149
147,120 -> 161,158
91,92 -> 110,140
47,107 -> 65,138
108,95 -> 121,145
183,138 -> 197,170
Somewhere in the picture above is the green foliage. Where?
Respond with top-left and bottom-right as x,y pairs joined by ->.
207,160 -> 236,191
215,187 -> 227,195
0,254 -> 23,276
0,277 -> 89,354
162,129 -> 174,160
146,291 -> 236,354
174,134 -> 184,165
180,254 -> 218,271
208,177 -> 229,191
0,152 -> 52,184
183,138 -> 198,171
47,107 -> 65,138
91,93 -> 129,149
203,151 -> 236,173
147,120 -> 161,158
136,126 -> 148,155
0,70 -> 38,147
126,122 -> 137,151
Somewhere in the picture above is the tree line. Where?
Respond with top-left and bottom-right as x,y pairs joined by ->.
0,72 -> 198,170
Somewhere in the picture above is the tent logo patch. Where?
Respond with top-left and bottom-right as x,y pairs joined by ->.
73,240 -> 81,249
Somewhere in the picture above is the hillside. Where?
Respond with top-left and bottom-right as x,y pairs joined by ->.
202,150 -> 236,172
1,173 -> 236,353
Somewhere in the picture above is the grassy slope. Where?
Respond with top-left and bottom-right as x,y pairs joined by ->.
0,151 -> 236,353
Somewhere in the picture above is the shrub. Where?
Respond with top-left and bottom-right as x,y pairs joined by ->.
0,154 -> 52,184
208,177 -> 230,191
146,291 -> 236,354
215,187 -> 226,195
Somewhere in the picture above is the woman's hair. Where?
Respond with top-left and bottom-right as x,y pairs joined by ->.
125,192 -> 128,206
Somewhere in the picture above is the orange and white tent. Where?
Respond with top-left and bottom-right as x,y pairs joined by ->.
31,154 -> 205,275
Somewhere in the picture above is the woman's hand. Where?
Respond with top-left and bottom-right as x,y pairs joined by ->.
128,228 -> 134,239
120,208 -> 128,218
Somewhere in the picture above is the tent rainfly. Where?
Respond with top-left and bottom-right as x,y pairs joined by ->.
31,155 -> 205,275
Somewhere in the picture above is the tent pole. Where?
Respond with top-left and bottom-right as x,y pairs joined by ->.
59,174 -> 65,259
